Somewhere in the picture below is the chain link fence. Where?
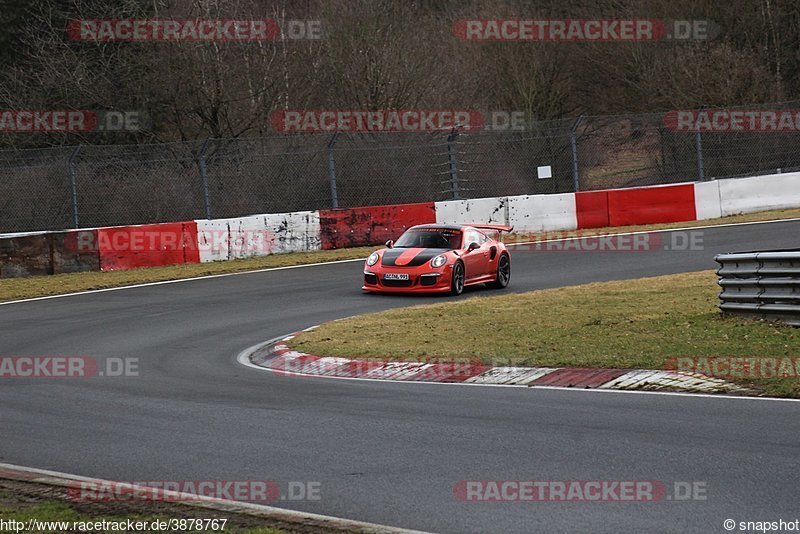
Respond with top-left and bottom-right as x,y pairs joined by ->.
4,104 -> 800,233
575,104 -> 800,191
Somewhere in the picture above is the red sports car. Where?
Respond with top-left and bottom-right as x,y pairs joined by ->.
362,224 -> 512,295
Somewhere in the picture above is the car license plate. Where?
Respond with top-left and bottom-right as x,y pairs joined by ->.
383,273 -> 409,281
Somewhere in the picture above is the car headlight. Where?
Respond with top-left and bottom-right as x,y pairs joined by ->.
367,252 -> 380,266
430,254 -> 447,268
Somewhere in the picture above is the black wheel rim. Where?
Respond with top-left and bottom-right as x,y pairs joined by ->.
498,256 -> 510,285
454,264 -> 464,292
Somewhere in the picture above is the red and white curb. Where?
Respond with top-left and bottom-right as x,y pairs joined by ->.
0,462 -> 427,534
244,331 -> 760,395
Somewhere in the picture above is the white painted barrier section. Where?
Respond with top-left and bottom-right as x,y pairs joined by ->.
435,193 -> 577,233
196,217 -> 241,263
196,211 -> 321,263
434,197 -> 508,226
507,193 -> 577,232
693,181 -> 722,220
717,172 -> 800,216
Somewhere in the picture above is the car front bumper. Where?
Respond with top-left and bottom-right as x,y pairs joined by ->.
362,267 -> 452,294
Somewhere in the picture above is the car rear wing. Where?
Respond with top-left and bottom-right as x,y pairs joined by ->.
471,224 -> 514,233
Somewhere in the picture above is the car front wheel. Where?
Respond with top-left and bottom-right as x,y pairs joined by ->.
450,262 -> 465,295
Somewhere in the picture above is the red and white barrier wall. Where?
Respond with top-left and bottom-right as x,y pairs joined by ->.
318,202 -> 435,249
434,194 -> 578,232
96,222 -> 199,271
693,171 -> 800,220
436,184 -> 696,230
715,171 -> 800,217
435,172 -> 800,231
2,171 -> 799,277
693,182 -> 722,220
195,211 -> 321,263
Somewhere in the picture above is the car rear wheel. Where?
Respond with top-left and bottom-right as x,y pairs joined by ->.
489,254 -> 510,289
450,262 -> 465,295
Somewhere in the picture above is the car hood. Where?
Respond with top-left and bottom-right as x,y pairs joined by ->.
381,247 -> 451,267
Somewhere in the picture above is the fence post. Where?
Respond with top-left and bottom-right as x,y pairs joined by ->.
447,128 -> 461,200
694,126 -> 706,182
570,115 -> 583,192
327,133 -> 339,209
198,139 -> 212,219
67,145 -> 81,228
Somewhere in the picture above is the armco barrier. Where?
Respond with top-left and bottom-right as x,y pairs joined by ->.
97,222 -> 199,271
607,183 -> 696,226
507,193 -> 577,232
196,211 -> 321,263
0,230 -> 98,278
319,203 -> 435,249
717,171 -> 800,216
435,197 -> 508,227
716,249 -> 800,326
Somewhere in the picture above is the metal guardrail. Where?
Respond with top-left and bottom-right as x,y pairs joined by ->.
715,250 -> 800,326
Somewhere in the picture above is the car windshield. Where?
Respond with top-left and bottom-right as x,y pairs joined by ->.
394,228 -> 462,249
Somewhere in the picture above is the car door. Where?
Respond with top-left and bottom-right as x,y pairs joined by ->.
482,232 -> 500,274
475,231 -> 493,276
462,229 -> 488,280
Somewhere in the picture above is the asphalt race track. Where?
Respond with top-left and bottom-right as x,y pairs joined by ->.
1,220 -> 799,533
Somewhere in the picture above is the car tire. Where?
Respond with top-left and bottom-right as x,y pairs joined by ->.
489,253 -> 510,289
450,261 -> 465,296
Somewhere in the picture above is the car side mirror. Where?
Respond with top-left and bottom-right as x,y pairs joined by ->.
467,242 -> 479,252
385,240 -> 394,248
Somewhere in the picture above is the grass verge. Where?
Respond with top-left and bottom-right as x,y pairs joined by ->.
2,207 -> 800,303
0,247 -> 372,303
288,271 -> 800,397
